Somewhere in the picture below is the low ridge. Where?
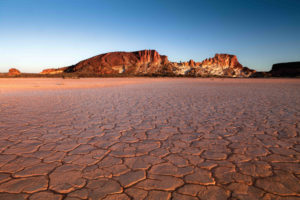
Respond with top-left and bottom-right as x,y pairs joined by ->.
270,62 -> 300,77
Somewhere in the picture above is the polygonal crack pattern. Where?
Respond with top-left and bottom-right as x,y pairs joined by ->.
0,79 -> 299,199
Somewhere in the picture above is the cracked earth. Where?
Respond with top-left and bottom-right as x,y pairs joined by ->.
0,78 -> 299,200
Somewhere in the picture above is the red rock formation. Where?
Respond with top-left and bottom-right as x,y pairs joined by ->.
40,67 -> 68,74
8,68 -> 21,76
41,50 -> 255,77
202,54 -> 243,69
189,60 -> 195,67
138,49 -> 160,63
199,54 -> 255,77
64,50 -> 170,75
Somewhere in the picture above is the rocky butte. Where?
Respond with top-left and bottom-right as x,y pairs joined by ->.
41,50 -> 256,77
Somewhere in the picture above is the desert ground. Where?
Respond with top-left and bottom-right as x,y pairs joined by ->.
0,78 -> 299,200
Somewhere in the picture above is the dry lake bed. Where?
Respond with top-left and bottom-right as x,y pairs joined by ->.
0,78 -> 299,200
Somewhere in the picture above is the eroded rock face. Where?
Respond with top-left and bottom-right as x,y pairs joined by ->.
8,68 -> 21,76
194,54 -> 255,77
41,50 -> 256,77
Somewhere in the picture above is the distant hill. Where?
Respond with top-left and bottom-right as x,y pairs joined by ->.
270,62 -> 300,77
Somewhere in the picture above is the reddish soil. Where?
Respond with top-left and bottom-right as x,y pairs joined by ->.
0,78 -> 299,199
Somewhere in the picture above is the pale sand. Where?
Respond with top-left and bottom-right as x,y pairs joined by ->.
0,78 -> 299,199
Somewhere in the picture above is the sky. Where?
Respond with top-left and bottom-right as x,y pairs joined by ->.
0,0 -> 300,73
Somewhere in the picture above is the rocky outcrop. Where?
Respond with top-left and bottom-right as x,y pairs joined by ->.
171,54 -> 255,77
193,54 -> 255,77
270,62 -> 300,77
41,50 -> 256,77
8,68 -> 21,76
63,50 -> 171,75
40,67 -> 68,75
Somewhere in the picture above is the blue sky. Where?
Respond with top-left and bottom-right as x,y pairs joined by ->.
0,0 -> 299,72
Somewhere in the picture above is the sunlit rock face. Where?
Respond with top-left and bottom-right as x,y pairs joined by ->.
62,50 -> 172,75
8,68 -> 21,76
41,50 -> 255,77
196,54 -> 256,77
40,67 -> 68,75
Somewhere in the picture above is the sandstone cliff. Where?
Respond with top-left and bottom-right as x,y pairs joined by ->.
41,50 -> 256,77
